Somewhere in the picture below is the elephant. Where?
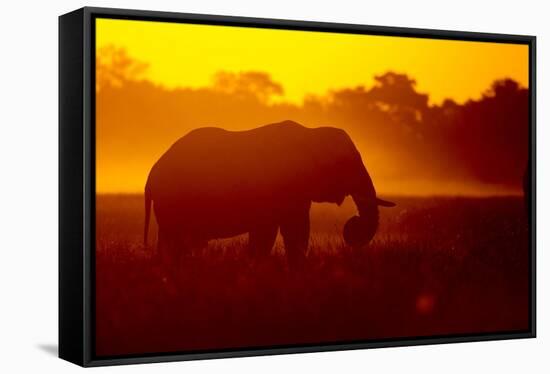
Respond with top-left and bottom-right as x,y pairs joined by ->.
144,120 -> 394,270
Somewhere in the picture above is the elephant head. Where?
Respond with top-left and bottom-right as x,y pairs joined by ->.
344,161 -> 395,248
306,126 -> 395,248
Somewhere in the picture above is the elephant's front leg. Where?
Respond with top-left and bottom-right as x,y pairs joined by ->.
248,224 -> 278,259
280,202 -> 311,270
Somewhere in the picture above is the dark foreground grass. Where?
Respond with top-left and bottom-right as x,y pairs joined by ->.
95,196 -> 530,356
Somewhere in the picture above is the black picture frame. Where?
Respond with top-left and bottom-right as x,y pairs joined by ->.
59,6 -> 537,367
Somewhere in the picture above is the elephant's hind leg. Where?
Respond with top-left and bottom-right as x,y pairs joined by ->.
280,202 -> 311,270
248,224 -> 278,259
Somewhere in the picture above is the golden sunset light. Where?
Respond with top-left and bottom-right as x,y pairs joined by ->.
89,13 -> 532,358
95,17 -> 529,195
96,18 -> 528,104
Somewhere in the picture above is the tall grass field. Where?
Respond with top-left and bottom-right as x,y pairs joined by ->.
95,195 -> 529,356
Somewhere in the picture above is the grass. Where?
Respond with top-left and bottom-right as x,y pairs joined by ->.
95,195 -> 530,356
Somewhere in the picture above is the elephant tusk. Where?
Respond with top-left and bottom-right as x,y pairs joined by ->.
376,198 -> 396,207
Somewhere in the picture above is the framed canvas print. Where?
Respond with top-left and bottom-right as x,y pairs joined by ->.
59,7 -> 536,367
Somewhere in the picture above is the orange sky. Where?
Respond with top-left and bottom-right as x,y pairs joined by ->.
96,18 -> 528,105
95,18 -> 529,195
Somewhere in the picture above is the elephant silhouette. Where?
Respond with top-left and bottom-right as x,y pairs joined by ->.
144,120 -> 394,269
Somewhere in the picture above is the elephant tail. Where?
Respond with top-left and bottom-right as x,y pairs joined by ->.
144,179 -> 152,247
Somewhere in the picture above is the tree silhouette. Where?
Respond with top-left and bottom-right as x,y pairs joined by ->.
212,71 -> 284,103
96,45 -> 149,92
369,73 -> 429,111
96,47 -> 529,194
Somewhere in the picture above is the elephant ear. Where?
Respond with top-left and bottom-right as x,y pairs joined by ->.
305,128 -> 361,203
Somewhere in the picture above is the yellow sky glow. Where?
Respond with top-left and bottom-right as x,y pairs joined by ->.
96,18 -> 528,104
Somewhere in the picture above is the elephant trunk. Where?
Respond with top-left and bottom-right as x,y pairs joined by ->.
344,166 -> 394,248
344,191 -> 379,248
352,192 -> 379,231
352,170 -> 378,219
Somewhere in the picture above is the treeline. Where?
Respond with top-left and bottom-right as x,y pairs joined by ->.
96,47 -> 528,194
